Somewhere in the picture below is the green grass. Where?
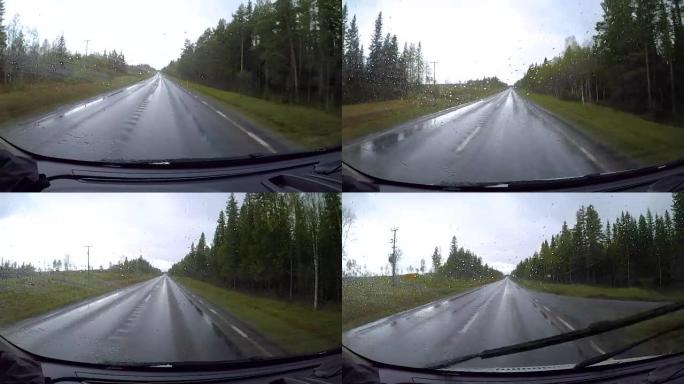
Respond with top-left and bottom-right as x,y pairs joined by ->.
174,276 -> 340,355
625,314 -> 684,355
342,85 -> 506,143
342,274 -> 497,331
524,92 -> 684,167
169,78 -> 340,150
0,271 -> 159,327
0,74 -> 151,128
516,279 -> 684,302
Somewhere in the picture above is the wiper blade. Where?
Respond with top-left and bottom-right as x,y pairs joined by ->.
575,321 -> 684,369
426,301 -> 684,369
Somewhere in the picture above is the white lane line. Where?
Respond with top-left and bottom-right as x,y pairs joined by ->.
458,312 -> 480,334
590,340 -> 606,354
542,305 -> 550,312
209,308 -> 217,315
211,108 -> 276,153
231,325 -> 248,338
457,285 -> 500,334
456,125 -> 483,153
231,325 -> 273,357
144,293 -> 151,303
557,316 -> 575,331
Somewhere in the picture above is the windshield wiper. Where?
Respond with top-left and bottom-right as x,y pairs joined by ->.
426,301 -> 684,369
575,321 -> 684,369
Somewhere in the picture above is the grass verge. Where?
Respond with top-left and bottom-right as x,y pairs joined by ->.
516,279 -> 684,302
0,271 -> 158,328
342,86 -> 506,143
624,314 -> 684,355
169,78 -> 340,150
342,274 -> 496,331
523,92 -> 684,167
0,74 -> 151,128
174,276 -> 340,355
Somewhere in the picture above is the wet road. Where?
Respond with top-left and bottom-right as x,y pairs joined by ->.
342,278 -> 661,370
344,88 -> 632,185
2,275 -> 249,364
2,73 -> 288,162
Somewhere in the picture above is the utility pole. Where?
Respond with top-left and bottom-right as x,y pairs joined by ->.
84,40 -> 91,57
84,245 -> 92,278
430,61 -> 439,86
389,227 -> 398,287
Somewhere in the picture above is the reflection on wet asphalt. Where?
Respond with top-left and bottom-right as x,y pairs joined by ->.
343,277 -> 663,369
2,74 -> 285,162
3,275 -> 241,364
344,88 -> 632,185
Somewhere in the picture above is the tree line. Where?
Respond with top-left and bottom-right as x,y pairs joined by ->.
169,193 -> 341,309
0,256 -> 160,279
517,0 -> 684,118
0,6 -> 150,87
163,0 -> 341,110
343,10 -> 430,103
109,256 -> 161,276
513,195 -> 684,289
432,236 -> 504,281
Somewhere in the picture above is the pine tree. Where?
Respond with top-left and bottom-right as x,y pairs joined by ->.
431,246 -> 441,273
0,0 -> 6,83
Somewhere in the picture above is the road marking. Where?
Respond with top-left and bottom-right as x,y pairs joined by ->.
209,308 -> 217,315
212,110 -> 277,153
542,305 -> 550,312
144,293 -> 151,303
231,325 -> 248,338
557,316 -> 575,331
456,125 -> 483,153
590,340 -> 606,354
231,325 -> 273,357
458,312 -> 479,334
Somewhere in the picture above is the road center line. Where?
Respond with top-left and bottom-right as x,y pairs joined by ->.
231,325 -> 248,338
458,312 -> 479,334
557,316 -> 575,331
456,125 -> 483,153
590,340 -> 606,354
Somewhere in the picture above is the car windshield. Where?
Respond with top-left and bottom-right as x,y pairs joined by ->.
0,0 -> 341,164
0,193 -> 341,366
342,193 -> 684,371
342,0 -> 684,185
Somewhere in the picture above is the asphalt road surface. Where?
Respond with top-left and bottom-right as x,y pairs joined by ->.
344,88 -> 634,185
2,275 -> 277,364
343,278 -> 663,370
2,74 -> 290,162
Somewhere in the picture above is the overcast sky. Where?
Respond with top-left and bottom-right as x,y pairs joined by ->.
343,194 -> 673,276
345,0 -> 604,84
4,0 -> 247,69
0,194 -> 242,272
